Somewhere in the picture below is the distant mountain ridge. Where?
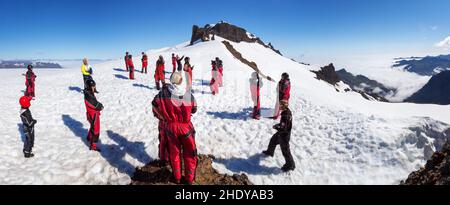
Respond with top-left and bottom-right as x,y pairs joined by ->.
0,60 -> 62,68
337,69 -> 394,102
393,54 -> 450,76
405,71 -> 450,105
311,64 -> 391,102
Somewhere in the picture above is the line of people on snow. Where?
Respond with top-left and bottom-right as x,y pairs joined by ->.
18,53 -> 294,183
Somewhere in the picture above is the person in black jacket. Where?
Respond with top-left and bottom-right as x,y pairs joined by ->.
125,52 -> 129,71
176,55 -> 185,72
263,100 -> 295,172
19,96 -> 37,158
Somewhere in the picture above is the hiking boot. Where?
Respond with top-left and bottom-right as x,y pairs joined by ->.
90,143 -> 101,152
24,152 -> 35,158
181,177 -> 193,185
172,177 -> 181,184
262,150 -> 274,157
157,160 -> 169,167
281,164 -> 295,172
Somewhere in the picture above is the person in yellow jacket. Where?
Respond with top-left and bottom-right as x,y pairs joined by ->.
81,58 -> 94,90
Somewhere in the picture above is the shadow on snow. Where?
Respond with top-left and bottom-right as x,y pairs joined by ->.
68,86 -> 83,93
113,68 -> 126,72
215,153 -> 282,175
133,83 -> 154,90
61,114 -> 152,177
114,74 -> 129,80
206,107 -> 271,120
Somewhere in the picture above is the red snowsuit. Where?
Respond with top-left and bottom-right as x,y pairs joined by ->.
84,89 -> 103,149
217,66 -> 224,87
250,73 -> 263,119
142,55 -> 148,74
127,58 -> 135,80
273,78 -> 291,118
155,60 -> 165,82
25,70 -> 36,97
210,66 -> 219,95
155,60 -> 165,90
183,63 -> 193,91
152,85 -> 198,183
156,120 -> 169,162
172,56 -> 177,73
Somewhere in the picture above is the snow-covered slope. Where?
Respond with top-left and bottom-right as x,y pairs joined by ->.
1,37 -> 449,184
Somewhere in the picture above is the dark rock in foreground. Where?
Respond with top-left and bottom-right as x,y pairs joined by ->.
401,140 -> 450,185
131,154 -> 253,185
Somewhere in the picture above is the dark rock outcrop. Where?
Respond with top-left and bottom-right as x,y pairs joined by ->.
312,63 -> 341,85
190,22 -> 282,55
312,64 -> 392,102
337,69 -> 394,102
131,154 -> 253,185
405,70 -> 450,105
401,140 -> 450,185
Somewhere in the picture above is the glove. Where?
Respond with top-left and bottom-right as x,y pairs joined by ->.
97,103 -> 104,111
33,120 -> 37,124
273,124 -> 280,130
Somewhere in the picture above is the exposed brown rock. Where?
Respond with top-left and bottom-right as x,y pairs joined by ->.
401,140 -> 450,185
312,63 -> 341,85
222,41 -> 274,82
131,154 -> 253,185
190,22 -> 282,55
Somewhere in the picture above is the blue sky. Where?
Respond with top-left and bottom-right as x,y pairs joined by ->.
1,0 -> 449,62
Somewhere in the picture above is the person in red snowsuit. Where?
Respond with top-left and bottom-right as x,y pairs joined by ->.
152,72 -> 198,184
127,55 -> 135,80
155,55 -> 165,90
141,52 -> 148,74
250,72 -> 263,119
25,65 -> 37,98
171,53 -> 177,73
272,73 -> 291,119
215,57 -> 224,87
210,61 -> 219,95
152,108 -> 169,166
125,52 -> 129,71
183,57 -> 193,92
84,79 -> 104,151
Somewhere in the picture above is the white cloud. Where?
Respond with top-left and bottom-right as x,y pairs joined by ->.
435,36 -> 450,48
330,54 -> 431,102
